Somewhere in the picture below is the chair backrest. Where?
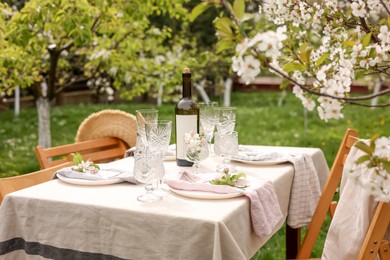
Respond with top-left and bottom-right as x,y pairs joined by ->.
35,137 -> 127,169
296,128 -> 359,258
358,201 -> 390,259
0,162 -> 72,204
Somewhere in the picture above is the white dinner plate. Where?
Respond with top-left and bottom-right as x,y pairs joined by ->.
231,158 -> 286,166
169,187 -> 243,200
56,174 -> 125,186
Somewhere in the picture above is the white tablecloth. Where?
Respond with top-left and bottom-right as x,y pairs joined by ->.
0,146 -> 329,260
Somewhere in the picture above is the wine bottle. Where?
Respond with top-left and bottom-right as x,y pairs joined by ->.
175,68 -> 199,166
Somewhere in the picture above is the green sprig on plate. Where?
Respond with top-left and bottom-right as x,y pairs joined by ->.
71,152 -> 100,174
209,168 -> 249,188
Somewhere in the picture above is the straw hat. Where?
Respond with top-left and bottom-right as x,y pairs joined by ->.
75,109 -> 137,148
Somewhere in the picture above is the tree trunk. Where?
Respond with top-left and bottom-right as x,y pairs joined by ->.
370,77 -> 381,109
224,77 -> 233,107
36,97 -> 51,148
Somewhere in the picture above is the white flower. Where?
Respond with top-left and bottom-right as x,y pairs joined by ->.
124,72 -> 132,84
105,87 -> 114,96
378,25 -> 390,44
108,67 -> 118,76
240,55 -> 261,85
351,1 -> 367,17
236,38 -> 250,54
373,137 -> 390,159
317,99 -> 344,121
232,55 -> 245,76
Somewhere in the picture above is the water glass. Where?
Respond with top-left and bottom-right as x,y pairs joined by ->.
185,140 -> 209,174
199,101 -> 218,154
134,120 -> 172,202
135,109 -> 158,148
215,107 -> 236,134
214,131 -> 239,173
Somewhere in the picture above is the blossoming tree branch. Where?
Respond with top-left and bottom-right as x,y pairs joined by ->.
192,0 -> 390,122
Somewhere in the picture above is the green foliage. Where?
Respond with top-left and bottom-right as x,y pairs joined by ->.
232,0 -> 245,21
71,152 -> 100,173
189,2 -> 210,22
209,170 -> 248,187
0,0 -> 229,102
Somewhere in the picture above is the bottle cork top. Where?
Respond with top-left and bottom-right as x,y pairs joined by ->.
183,67 -> 191,74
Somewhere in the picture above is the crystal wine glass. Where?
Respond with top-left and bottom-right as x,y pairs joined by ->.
199,101 -> 218,155
135,109 -> 158,149
215,107 -> 236,134
184,132 -> 209,174
134,120 -> 172,202
214,131 -> 239,173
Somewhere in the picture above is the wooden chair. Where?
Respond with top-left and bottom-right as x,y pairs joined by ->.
35,137 -> 127,169
0,162 -> 72,204
291,129 -> 390,259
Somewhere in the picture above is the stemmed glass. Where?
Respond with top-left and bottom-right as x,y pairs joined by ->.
135,109 -> 158,149
214,131 -> 239,173
199,101 -> 218,155
133,109 -> 158,191
214,107 -> 237,171
215,107 -> 236,134
134,120 -> 172,202
184,131 -> 209,174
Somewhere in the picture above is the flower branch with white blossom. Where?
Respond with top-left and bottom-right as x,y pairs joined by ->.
191,0 -> 390,121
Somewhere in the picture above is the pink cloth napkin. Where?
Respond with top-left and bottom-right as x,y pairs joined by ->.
164,170 -> 283,237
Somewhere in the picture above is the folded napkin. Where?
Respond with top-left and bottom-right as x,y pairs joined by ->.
164,170 -> 283,237
234,147 -> 321,228
234,151 -> 287,163
54,163 -> 138,184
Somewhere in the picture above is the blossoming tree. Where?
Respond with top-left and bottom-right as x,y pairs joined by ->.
193,0 -> 389,120
0,0 -> 206,148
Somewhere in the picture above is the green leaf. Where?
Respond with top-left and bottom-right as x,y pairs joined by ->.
233,0 -> 245,20
298,43 -> 312,64
383,161 -> 390,174
280,79 -> 290,90
354,70 -> 366,80
283,62 -> 307,73
216,39 -> 234,53
315,53 -> 330,67
342,40 -> 355,48
72,152 -> 83,165
362,32 -> 372,47
370,133 -> 380,147
189,2 -> 210,22
214,17 -> 233,36
354,141 -> 373,155
355,154 -> 371,165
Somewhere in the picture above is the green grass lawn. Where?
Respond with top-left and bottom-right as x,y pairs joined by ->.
0,91 -> 388,259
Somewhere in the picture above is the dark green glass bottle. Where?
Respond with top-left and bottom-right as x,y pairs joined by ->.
175,68 -> 199,166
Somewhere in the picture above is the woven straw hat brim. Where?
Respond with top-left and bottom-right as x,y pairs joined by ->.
75,109 -> 137,148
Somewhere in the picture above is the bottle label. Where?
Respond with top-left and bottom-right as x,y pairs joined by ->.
176,115 -> 197,160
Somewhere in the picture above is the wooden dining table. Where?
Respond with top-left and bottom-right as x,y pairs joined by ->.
0,145 -> 329,260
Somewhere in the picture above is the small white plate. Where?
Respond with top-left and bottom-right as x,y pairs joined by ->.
56,174 -> 125,186
231,158 -> 286,166
169,187 -> 243,200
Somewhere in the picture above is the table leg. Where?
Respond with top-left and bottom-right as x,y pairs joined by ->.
286,225 -> 300,259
